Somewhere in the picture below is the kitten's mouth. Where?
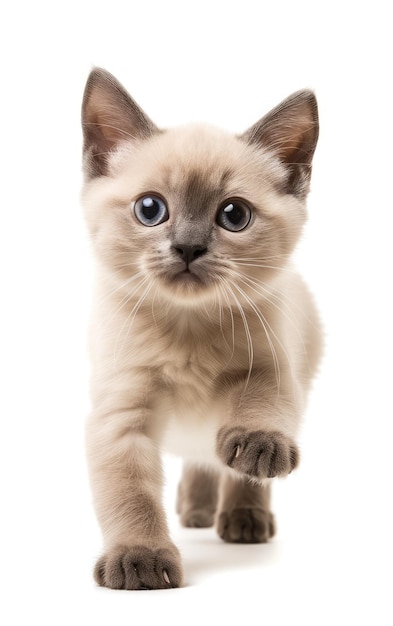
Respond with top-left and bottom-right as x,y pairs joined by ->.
161,265 -> 207,293
173,268 -> 203,283
154,263 -> 217,304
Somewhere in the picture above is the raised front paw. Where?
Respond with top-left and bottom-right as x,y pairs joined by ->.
217,507 -> 275,543
94,544 -> 183,590
216,427 -> 299,479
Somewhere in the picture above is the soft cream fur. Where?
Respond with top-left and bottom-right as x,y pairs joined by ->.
81,69 -> 321,589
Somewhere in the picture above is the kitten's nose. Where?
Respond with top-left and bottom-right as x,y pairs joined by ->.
172,244 -> 207,265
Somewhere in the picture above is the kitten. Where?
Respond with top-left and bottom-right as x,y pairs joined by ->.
81,68 -> 322,590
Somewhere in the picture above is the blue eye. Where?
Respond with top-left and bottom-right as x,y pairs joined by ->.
134,195 -> 169,227
217,199 -> 252,232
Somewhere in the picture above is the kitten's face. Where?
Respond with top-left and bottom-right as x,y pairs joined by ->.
82,69 -> 318,306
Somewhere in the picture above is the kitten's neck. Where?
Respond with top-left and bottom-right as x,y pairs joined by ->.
152,301 -> 222,340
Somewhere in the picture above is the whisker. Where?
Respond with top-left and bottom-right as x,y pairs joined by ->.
231,261 -> 293,272
216,280 -> 235,360
229,256 -> 290,263
95,271 -> 146,332
236,269 -> 318,327
150,283 -> 160,330
112,261 -> 141,270
222,278 -> 254,395
231,271 -> 308,355
228,273 -> 303,402
227,277 -> 281,398
113,277 -> 154,369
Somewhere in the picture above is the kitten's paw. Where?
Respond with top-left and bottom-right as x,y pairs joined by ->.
180,509 -> 215,528
94,544 -> 183,590
216,427 -> 299,479
217,507 -> 275,543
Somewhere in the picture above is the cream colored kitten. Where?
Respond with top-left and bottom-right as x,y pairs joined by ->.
81,68 -> 321,590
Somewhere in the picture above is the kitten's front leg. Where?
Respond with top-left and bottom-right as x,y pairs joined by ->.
216,369 -> 301,482
217,427 -> 299,479
86,407 -> 182,590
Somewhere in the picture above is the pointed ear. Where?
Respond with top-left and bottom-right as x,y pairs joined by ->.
241,90 -> 319,197
81,68 -> 159,178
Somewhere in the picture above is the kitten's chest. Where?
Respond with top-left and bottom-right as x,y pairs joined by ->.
156,381 -> 223,463
161,345 -> 220,391
151,341 -> 226,462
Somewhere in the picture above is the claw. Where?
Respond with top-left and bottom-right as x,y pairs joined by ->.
163,569 -> 171,585
235,445 -> 240,458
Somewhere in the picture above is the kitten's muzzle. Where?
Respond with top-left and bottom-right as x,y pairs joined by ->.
171,244 -> 207,266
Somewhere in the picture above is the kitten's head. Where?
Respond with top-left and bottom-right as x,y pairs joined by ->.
81,69 -> 318,306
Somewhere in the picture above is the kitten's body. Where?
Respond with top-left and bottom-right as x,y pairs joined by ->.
82,70 -> 322,589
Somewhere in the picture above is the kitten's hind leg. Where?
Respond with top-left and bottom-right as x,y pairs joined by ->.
176,463 -> 219,528
216,473 -> 275,543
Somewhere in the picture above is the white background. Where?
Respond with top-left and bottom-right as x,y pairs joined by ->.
1,1 -> 392,624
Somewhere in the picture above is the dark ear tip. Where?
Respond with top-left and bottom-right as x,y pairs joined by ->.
84,67 -> 117,95
82,67 -> 123,120
291,88 -> 317,100
278,90 -> 319,144
285,89 -> 318,115
83,67 -> 104,110
86,66 -> 115,82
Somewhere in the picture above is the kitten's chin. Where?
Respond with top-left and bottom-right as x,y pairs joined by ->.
158,271 -> 215,305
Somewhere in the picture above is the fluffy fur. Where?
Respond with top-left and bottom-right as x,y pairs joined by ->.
81,68 -> 322,590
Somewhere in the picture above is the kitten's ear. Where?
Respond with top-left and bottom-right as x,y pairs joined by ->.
241,90 -> 319,197
82,68 -> 159,178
